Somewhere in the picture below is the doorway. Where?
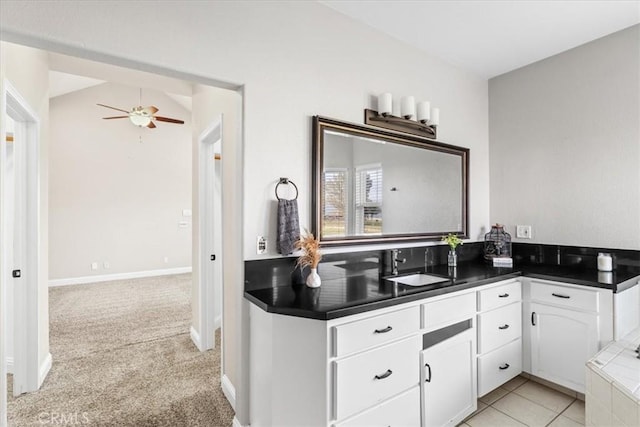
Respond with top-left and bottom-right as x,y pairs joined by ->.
1,48 -> 239,426
196,115 -> 223,351
1,79 -> 44,403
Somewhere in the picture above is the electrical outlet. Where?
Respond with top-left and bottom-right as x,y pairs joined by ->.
516,225 -> 532,239
164,256 -> 169,263
91,262 -> 98,270
104,261 -> 110,269
257,236 -> 267,254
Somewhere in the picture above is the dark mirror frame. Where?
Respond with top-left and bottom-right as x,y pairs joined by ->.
312,115 -> 470,246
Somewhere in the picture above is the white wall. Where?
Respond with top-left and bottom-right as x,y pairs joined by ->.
489,25 -> 640,250
0,2 -> 491,423
48,82 -> 192,280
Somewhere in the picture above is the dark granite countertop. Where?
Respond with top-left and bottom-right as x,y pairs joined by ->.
244,260 -> 640,320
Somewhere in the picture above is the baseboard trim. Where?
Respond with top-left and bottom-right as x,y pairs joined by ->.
232,417 -> 242,427
5,357 -> 13,374
222,374 -> 236,410
38,352 -> 52,388
49,267 -> 192,287
190,326 -> 202,351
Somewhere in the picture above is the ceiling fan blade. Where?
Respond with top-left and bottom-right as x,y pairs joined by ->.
154,116 -> 184,124
102,116 -> 129,119
147,121 -> 157,129
148,106 -> 159,114
97,103 -> 130,114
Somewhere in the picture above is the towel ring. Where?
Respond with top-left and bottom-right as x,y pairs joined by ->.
275,177 -> 299,201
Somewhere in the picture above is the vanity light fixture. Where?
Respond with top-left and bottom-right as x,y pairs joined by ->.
365,93 -> 439,139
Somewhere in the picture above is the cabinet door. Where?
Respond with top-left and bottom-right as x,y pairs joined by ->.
421,328 -> 476,427
529,303 -> 598,393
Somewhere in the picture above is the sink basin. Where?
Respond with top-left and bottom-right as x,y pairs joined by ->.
386,273 -> 449,287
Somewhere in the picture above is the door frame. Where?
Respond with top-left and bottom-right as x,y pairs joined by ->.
1,78 -> 42,424
196,115 -> 223,351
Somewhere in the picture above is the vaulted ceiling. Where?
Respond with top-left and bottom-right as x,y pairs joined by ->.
322,0 -> 640,78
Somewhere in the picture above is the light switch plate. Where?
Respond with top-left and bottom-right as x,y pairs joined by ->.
516,225 -> 532,239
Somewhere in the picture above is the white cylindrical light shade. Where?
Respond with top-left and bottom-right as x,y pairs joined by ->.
430,107 -> 440,126
417,101 -> 431,122
401,96 -> 415,119
378,93 -> 392,115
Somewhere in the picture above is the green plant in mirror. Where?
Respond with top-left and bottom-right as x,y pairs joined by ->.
442,233 -> 463,250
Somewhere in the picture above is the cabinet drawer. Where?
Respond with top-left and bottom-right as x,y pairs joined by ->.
333,386 -> 420,427
478,338 -> 522,397
422,292 -> 476,330
478,280 -> 521,312
333,335 -> 420,421
530,281 -> 598,312
333,306 -> 420,357
478,302 -> 522,354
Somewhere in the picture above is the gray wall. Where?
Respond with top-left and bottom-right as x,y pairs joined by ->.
489,24 -> 640,250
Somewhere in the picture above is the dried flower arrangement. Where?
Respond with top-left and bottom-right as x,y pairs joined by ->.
295,230 -> 322,269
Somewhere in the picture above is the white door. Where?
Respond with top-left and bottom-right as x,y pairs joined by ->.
1,82 -> 43,413
530,303 -> 598,393
196,116 -> 222,351
421,327 -> 477,427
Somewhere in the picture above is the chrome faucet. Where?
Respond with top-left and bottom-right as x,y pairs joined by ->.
391,249 -> 406,275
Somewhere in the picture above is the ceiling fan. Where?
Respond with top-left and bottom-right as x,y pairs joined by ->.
97,103 -> 184,129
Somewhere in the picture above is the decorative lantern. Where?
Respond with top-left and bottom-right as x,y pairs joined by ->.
484,224 -> 512,262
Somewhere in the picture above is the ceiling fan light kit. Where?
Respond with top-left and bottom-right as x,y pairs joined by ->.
97,98 -> 184,129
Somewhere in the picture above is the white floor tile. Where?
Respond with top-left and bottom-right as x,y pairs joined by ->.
502,375 -> 529,391
562,399 -> 585,425
479,386 -> 509,405
514,381 -> 575,413
465,407 -> 526,427
492,392 -> 557,427
548,415 -> 584,427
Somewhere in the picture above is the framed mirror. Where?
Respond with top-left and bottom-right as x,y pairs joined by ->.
312,116 -> 469,246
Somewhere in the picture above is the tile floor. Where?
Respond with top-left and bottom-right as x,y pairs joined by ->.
460,376 -> 586,427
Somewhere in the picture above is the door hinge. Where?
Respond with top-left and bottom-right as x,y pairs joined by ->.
12,269 -> 21,278
210,254 -> 216,261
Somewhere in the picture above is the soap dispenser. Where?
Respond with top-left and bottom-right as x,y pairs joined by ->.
597,253 -> 613,272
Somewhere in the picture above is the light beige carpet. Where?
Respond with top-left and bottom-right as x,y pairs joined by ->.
7,274 -> 234,426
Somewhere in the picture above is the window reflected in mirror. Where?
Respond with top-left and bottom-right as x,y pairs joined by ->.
313,116 -> 469,246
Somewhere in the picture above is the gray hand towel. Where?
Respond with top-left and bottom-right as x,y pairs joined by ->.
277,199 -> 300,255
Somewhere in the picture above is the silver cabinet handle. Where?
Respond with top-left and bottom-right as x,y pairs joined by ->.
499,363 -> 510,370
498,324 -> 509,330
498,293 -> 509,298
374,326 -> 393,334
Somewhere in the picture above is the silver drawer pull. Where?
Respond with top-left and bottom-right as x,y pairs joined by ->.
498,324 -> 509,330
498,293 -> 509,298
374,326 -> 393,334
552,293 -> 571,299
499,363 -> 510,370
374,369 -> 393,380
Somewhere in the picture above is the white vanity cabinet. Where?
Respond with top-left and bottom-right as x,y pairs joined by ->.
421,325 -> 476,427
249,286 -> 481,427
476,279 -> 523,396
523,278 -> 613,393
420,291 -> 477,427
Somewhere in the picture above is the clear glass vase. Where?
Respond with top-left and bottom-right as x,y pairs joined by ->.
448,250 -> 457,267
